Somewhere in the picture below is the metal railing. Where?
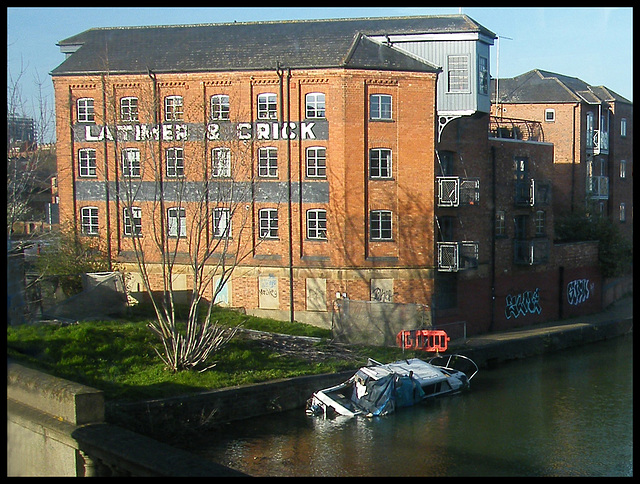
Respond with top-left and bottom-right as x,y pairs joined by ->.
489,116 -> 544,142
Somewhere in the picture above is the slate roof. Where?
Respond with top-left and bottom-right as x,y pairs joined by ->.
493,69 -> 631,105
51,14 -> 494,76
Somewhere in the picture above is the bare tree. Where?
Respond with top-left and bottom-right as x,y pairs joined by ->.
104,74 -> 282,372
7,62 -> 56,247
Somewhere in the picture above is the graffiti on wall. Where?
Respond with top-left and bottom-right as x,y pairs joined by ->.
505,288 -> 542,319
567,279 -> 594,306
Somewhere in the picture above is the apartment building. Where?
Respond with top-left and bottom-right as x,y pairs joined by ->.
51,15 -> 604,335
492,69 -> 633,241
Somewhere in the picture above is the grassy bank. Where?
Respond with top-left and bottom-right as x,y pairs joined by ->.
7,306 -> 412,402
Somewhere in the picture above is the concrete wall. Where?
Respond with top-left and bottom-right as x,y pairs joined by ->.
6,359 -> 245,477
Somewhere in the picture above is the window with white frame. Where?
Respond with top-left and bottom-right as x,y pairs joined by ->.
121,148 -> 141,177
210,94 -> 230,120
164,95 -> 183,121
305,92 -> 325,119
77,98 -> 95,122
259,208 -> 278,238
545,108 -> 555,122
620,160 -> 627,179
478,56 -> 489,95
78,148 -> 97,177
80,207 -> 99,235
123,206 -> 142,236
306,147 -> 326,178
369,148 -> 392,178
258,147 -> 278,177
620,203 -> 626,222
447,55 -> 469,92
257,93 -> 277,120
167,207 -> 186,238
212,207 -> 231,238
370,94 -> 392,120
211,148 -> 231,177
621,118 -> 627,138
370,210 -> 392,240
120,97 -> 138,122
307,209 -> 327,240
165,148 -> 184,177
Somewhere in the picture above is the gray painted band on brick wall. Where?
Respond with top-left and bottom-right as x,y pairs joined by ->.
75,180 -> 329,203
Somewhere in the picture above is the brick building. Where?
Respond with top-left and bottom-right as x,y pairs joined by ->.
51,15 -> 605,335
492,69 -> 633,242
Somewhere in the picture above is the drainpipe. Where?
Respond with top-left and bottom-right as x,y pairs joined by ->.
490,146 -> 497,332
277,62 -> 295,324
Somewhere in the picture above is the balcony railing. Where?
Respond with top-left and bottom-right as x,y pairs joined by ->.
588,130 -> 609,155
515,179 -> 552,207
489,116 -> 544,142
586,175 -> 609,200
437,177 -> 480,207
514,238 -> 550,266
437,241 -> 478,272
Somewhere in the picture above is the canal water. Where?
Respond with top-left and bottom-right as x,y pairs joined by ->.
182,334 -> 633,476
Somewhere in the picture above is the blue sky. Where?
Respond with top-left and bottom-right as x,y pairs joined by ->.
7,7 -> 633,141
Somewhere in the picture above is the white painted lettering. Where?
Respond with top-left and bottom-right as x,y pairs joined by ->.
237,123 -> 252,140
85,125 -> 100,142
301,122 -> 316,140
162,124 -> 173,141
175,124 -> 188,141
207,123 -> 220,140
256,123 -> 270,140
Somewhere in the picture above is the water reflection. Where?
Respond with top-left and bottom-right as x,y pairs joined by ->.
183,335 -> 632,476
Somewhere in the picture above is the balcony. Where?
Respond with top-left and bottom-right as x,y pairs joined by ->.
489,116 -> 544,142
586,175 -> 609,200
437,177 -> 480,207
587,130 -> 609,155
437,241 -> 478,272
515,179 -> 552,207
514,238 -> 550,266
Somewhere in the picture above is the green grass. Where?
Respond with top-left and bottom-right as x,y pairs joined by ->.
7,306 -> 415,402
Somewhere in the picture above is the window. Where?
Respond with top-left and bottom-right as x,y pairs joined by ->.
210,94 -> 230,120
120,97 -> 138,122
259,208 -> 278,238
437,150 -> 455,176
81,207 -> 99,235
534,210 -> 546,236
258,147 -> 278,177
370,94 -> 392,120
514,215 -> 528,240
165,148 -> 184,177
212,208 -> 231,238
620,160 -> 627,179
77,98 -> 95,122
121,148 -> 141,177
123,206 -> 142,236
495,210 -> 506,237
369,148 -> 392,178
478,56 -> 489,95
211,148 -> 231,177
370,210 -> 392,240
306,147 -> 326,178
164,96 -> 183,121
620,203 -> 626,222
545,109 -> 555,122
621,118 -> 627,138
447,56 -> 469,92
586,112 -> 595,150
307,209 -> 327,240
305,92 -> 325,119
167,207 -> 186,237
257,93 -> 277,120
78,149 -> 97,177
